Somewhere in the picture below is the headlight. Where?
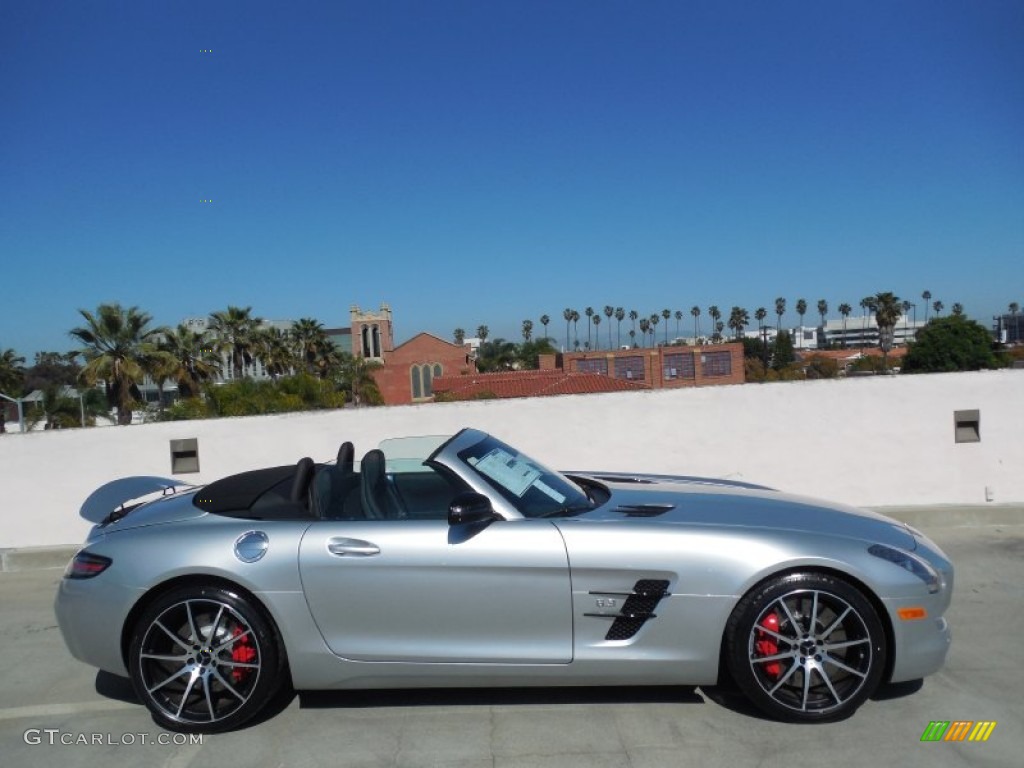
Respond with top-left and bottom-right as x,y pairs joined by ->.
868,543 -> 941,593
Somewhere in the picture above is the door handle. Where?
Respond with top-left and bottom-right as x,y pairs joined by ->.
327,537 -> 380,556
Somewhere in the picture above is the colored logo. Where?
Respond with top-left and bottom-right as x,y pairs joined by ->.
920,721 -> 996,742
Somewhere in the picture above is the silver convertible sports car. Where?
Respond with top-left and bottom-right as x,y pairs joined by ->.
56,428 -> 953,733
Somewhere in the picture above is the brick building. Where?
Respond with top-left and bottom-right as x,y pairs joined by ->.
350,305 -> 472,406
556,343 -> 745,389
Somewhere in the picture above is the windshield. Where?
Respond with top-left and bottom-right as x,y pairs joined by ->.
456,434 -> 593,518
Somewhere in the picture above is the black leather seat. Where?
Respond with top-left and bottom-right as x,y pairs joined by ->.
360,449 -> 403,520
290,457 -> 316,507
315,441 -> 360,519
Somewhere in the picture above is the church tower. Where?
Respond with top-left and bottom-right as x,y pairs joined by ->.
350,303 -> 394,361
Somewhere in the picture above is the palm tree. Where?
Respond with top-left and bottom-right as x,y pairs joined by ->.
1010,301 -> 1020,316
69,303 -> 166,425
859,297 -> 875,348
563,308 -> 574,351
795,299 -> 808,347
659,309 -> 669,344
754,307 -> 767,333
649,314 -> 660,346
603,306 -> 614,349
922,290 -> 932,322
0,348 -> 26,396
673,310 -> 683,342
901,300 -> 913,333
690,305 -> 701,341
477,338 -> 518,371
838,303 -> 852,348
209,306 -> 262,379
521,319 -> 533,342
254,327 -> 297,379
584,307 -> 594,350
628,329 -> 636,348
159,323 -> 222,398
591,314 -> 601,349
290,317 -> 330,375
571,310 -> 580,348
539,315 -> 550,341
476,325 -> 489,343
932,300 -> 944,317
729,307 -> 753,339
774,297 -> 786,332
614,307 -> 625,348
873,292 -> 903,371
708,306 -> 721,343
715,320 -> 725,342
453,328 -> 466,345
628,310 -> 638,340
817,299 -> 828,328
951,302 -> 964,317
337,353 -> 382,407
638,318 -> 650,348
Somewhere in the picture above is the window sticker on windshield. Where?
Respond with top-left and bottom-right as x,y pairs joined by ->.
533,479 -> 566,504
474,449 -> 540,497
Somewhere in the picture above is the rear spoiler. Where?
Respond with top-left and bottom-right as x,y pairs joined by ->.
80,476 -> 194,523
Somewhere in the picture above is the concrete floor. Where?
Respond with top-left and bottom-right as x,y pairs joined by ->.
1,522 -> 1021,768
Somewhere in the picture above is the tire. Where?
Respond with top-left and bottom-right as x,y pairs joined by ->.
127,585 -> 285,733
725,572 -> 886,722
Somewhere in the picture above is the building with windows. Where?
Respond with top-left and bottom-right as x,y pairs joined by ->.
559,343 -> 745,390
993,312 -> 1024,344
818,318 -> 927,349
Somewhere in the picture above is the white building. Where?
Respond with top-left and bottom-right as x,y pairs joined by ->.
819,318 -> 928,349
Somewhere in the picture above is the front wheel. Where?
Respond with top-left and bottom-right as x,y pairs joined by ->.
725,572 -> 886,722
127,585 -> 284,732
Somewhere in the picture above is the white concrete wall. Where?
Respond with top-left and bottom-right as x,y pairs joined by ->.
1,370 -> 1020,549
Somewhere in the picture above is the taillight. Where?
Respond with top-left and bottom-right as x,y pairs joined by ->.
64,552 -> 112,579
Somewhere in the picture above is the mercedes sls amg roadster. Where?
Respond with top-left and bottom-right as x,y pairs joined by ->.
56,428 -> 953,732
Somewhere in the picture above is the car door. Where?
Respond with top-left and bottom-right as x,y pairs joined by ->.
298,515 -> 573,664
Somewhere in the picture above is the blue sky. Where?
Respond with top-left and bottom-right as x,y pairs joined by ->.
2,0 -> 1022,356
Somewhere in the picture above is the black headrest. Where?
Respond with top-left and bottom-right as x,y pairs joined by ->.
361,449 -> 386,486
290,457 -> 316,503
337,441 -> 354,473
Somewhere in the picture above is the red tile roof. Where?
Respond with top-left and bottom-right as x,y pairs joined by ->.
431,369 -> 648,400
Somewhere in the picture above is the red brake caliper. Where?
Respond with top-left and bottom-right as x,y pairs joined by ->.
754,613 -> 781,679
230,627 -> 256,682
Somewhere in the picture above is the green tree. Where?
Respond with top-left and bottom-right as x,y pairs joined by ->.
903,316 -> 1002,373
0,348 -> 27,396
922,289 -> 932,322
661,309 -> 671,344
728,306 -> 749,339
477,338 -> 518,372
563,308 -> 574,351
453,327 -> 466,345
591,313 -> 601,349
838,303 -> 852,347
649,314 -> 660,346
521,319 -> 533,342
772,330 -> 795,371
754,307 -> 767,331
614,307 -> 625,348
873,291 -> 903,371
774,297 -> 786,332
517,338 -> 558,369
708,306 -> 721,342
604,306 -> 614,349
476,325 -> 489,343
817,299 -> 828,327
290,317 -> 330,375
584,307 -> 594,349
570,310 -> 580,347
795,299 -> 808,347
638,318 -> 650,348
859,297 -> 876,347
539,315 -> 550,341
628,310 -> 638,341
337,353 -> 382,406
951,302 -> 964,317
932,300 -> 944,317
209,306 -> 262,379
69,303 -> 166,425
255,327 -> 297,379
690,305 -> 701,340
159,324 -> 222,398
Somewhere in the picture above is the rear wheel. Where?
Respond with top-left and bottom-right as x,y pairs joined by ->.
128,585 -> 284,732
726,572 -> 886,722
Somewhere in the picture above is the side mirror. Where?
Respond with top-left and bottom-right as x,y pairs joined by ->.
448,492 -> 497,526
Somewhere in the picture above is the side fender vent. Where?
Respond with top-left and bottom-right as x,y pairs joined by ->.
586,579 -> 671,641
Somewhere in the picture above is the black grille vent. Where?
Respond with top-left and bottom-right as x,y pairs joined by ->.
588,579 -> 671,641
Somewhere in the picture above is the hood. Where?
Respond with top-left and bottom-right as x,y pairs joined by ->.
581,478 -> 916,550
